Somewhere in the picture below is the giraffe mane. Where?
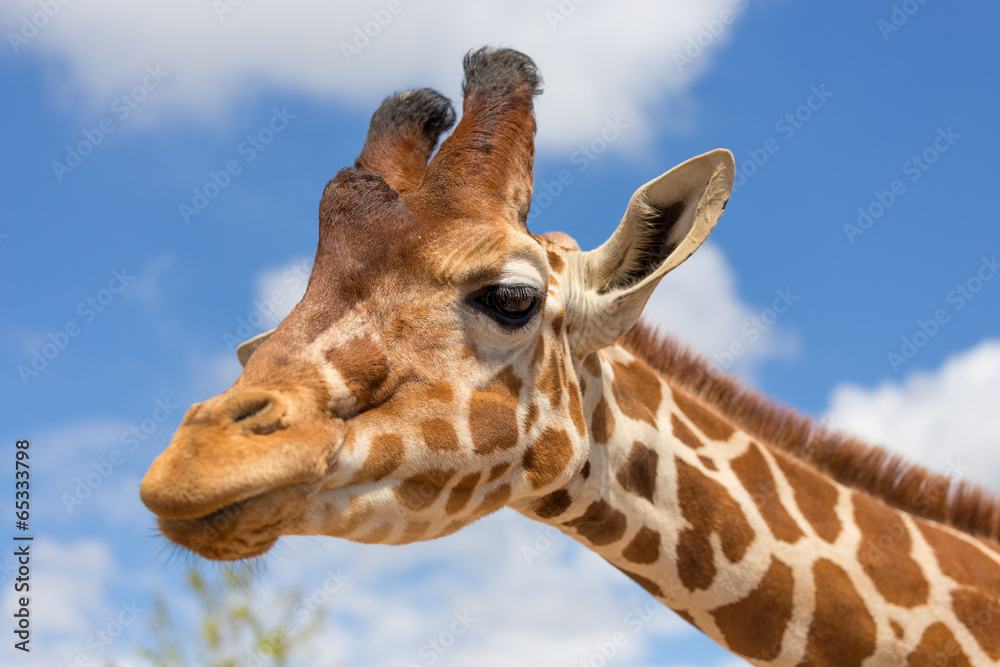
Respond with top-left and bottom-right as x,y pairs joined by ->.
620,320 -> 1000,545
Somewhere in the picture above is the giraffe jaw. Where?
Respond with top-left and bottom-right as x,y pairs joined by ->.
155,481 -> 317,561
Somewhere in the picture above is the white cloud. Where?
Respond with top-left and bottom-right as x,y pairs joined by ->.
824,339 -> 1000,491
641,243 -> 801,380
2,0 -> 746,150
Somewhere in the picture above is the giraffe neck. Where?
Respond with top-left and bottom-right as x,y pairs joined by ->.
514,344 -> 1000,666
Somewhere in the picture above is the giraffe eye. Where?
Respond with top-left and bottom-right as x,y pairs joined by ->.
471,284 -> 543,329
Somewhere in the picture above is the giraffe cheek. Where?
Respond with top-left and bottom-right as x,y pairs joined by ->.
468,392 -> 519,454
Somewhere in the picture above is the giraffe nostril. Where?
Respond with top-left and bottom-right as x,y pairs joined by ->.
231,396 -> 272,423
214,389 -> 287,433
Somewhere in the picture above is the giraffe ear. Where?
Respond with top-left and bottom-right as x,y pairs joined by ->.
570,149 -> 735,356
236,329 -> 275,367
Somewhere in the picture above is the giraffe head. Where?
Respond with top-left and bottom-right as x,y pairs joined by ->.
140,48 -> 735,561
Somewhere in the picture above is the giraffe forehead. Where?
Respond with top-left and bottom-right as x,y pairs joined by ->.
316,186 -> 551,313
430,223 -> 548,287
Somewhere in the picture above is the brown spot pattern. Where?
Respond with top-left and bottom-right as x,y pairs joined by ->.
622,527 -> 660,564
487,462 -> 510,482
532,489 -> 572,519
730,443 -> 804,544
591,394 -> 615,445
918,522 -> 1000,597
547,249 -> 565,273
400,520 -> 430,543
325,336 -> 390,406
906,622 -> 972,667
672,391 -> 734,441
564,500 -> 627,546
469,391 -> 519,454
675,458 -> 754,591
421,418 -> 459,451
551,311 -> 564,336
351,433 -> 404,484
441,519 -> 468,536
422,382 -> 454,404
325,497 -> 375,537
581,460 -> 591,479
540,353 -> 564,407
568,379 -> 586,437
802,558 -> 876,666
711,557 -> 793,661
773,452 -> 841,543
610,359 -> 662,426
671,413 -> 704,450
486,366 -> 522,396
445,472 -> 480,515
476,483 -> 511,515
522,428 -> 573,489
890,620 -> 904,639
698,455 -> 717,471
394,468 -> 456,510
615,441 -> 658,503
853,492 -> 929,608
676,529 -> 716,592
951,587 -> 1000,659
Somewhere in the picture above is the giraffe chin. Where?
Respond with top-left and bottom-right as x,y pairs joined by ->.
156,482 -> 313,562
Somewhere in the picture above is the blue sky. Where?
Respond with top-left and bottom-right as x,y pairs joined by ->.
1,1 -> 999,665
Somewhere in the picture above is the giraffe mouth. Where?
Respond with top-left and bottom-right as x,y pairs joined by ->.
156,481 -> 318,561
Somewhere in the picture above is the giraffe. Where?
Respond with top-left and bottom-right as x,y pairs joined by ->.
140,48 -> 1000,665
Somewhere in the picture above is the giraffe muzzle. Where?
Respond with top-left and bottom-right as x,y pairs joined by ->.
140,387 -> 344,522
